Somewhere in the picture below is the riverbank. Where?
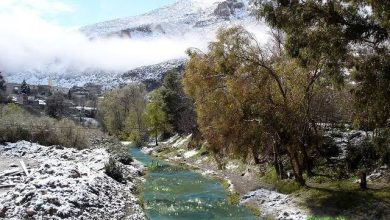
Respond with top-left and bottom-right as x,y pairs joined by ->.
142,135 -> 390,220
0,141 -> 146,219
142,135 -> 308,220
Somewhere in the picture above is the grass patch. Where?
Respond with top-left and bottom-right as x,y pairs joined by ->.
218,178 -> 240,205
157,146 -> 177,156
300,180 -> 390,219
227,191 -> 240,205
308,217 -> 347,220
244,204 -> 262,217
133,179 -> 145,209
262,168 -> 302,194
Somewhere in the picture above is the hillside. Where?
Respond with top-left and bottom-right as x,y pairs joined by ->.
3,0 -> 267,88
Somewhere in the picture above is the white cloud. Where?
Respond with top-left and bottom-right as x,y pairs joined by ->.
0,0 -> 269,86
0,0 -> 210,75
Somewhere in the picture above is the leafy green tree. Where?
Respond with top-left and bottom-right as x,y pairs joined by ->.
184,27 -> 332,185
255,0 -> 390,130
98,83 -> 147,143
143,89 -> 171,146
160,70 -> 197,135
255,0 -> 390,187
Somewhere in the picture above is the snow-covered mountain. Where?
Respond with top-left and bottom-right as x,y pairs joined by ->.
3,0 -> 267,88
81,0 -> 260,40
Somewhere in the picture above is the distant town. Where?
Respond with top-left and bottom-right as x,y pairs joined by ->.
4,80 -> 103,127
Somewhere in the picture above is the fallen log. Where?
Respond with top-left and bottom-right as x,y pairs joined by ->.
0,184 -> 16,189
19,160 -> 30,177
0,168 -> 22,178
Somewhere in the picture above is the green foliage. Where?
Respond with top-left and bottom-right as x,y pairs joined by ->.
20,79 -> 30,95
262,168 -> 301,194
302,181 -> 390,219
227,191 -> 240,205
0,104 -> 88,148
351,50 -> 390,130
143,89 -> 171,145
346,133 -> 390,171
147,161 -> 163,171
184,26 -> 327,185
98,83 -> 147,142
104,157 -> 124,182
319,137 -> 341,161
256,0 -> 390,171
46,92 -> 66,118
160,70 -> 197,135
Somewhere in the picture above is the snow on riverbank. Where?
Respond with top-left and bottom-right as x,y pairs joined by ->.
147,135 -> 308,220
0,141 -> 145,220
241,189 -> 307,220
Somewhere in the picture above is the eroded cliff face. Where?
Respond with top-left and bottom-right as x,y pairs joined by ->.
214,0 -> 246,18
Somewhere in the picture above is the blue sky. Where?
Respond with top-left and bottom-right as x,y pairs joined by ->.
49,0 -> 177,27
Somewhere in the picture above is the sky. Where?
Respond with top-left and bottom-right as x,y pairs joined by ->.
0,0 -> 268,83
0,0 -> 178,28
0,0 -> 211,75
49,0 -> 177,27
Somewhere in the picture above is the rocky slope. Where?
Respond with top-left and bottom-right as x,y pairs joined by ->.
81,0 -> 258,39
0,141 -> 145,219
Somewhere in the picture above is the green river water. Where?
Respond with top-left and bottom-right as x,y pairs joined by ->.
129,147 -> 260,220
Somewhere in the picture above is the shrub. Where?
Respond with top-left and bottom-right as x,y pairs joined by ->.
104,157 -> 124,182
57,119 -> 88,149
346,140 -> 381,171
0,104 -> 88,149
262,167 -> 301,194
373,129 -> 390,166
117,154 -> 133,165
320,136 -> 341,160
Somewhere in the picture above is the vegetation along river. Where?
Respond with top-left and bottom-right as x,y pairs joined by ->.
129,147 -> 259,220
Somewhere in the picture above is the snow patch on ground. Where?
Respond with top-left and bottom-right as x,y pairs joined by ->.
325,128 -> 368,160
226,162 -> 239,171
241,189 -> 307,220
184,149 -> 198,159
172,134 -> 193,148
0,141 -> 145,220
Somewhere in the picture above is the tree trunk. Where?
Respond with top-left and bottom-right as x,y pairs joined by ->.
252,146 -> 260,165
155,133 -> 158,146
273,143 -> 285,179
360,171 -> 367,190
301,144 -> 313,177
288,148 -> 305,186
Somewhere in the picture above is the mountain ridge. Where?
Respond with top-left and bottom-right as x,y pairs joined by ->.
4,0 -> 267,88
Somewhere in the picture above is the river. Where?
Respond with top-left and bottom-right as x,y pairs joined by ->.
129,147 -> 259,220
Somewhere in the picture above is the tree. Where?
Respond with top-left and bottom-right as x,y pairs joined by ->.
98,83 -> 147,143
143,89 -> 171,146
46,93 -> 66,118
0,72 -> 6,103
160,70 -> 197,135
20,80 -> 30,95
254,0 -> 390,187
184,26 -> 332,184
255,0 -> 390,129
